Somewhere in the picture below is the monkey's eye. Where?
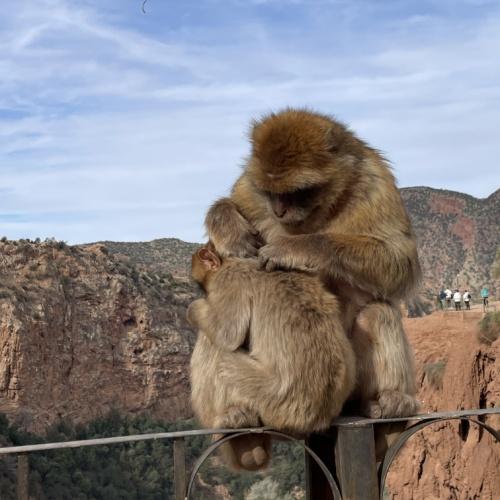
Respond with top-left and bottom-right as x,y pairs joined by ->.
256,188 -> 275,200
287,185 -> 323,205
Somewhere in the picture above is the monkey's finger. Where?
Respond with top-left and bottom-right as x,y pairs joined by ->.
241,244 -> 259,257
262,257 -> 280,272
249,233 -> 264,250
257,254 -> 268,269
251,232 -> 265,248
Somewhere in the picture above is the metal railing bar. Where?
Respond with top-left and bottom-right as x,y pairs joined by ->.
16,453 -> 29,500
332,407 -> 500,427
0,408 -> 497,455
0,427 -> 272,455
173,437 -> 187,500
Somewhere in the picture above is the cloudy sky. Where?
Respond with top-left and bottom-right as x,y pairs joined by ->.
1,0 -> 499,243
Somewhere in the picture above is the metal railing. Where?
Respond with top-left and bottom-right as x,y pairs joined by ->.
0,408 -> 498,500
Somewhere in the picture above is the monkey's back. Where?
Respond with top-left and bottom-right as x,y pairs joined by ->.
219,259 -> 356,431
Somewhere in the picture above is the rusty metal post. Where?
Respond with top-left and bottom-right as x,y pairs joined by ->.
173,437 -> 187,500
17,453 -> 29,500
305,432 -> 336,500
335,424 -> 378,500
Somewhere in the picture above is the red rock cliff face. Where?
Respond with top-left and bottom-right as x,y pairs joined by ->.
387,310 -> 500,499
400,187 -> 499,297
0,239 -> 196,432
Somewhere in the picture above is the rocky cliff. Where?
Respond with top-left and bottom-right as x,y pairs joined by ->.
401,187 -> 500,297
387,309 -> 500,499
0,238 -> 197,433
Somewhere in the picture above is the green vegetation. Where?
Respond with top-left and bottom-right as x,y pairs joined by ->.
0,411 -> 305,499
478,311 -> 500,345
493,247 -> 500,279
423,360 -> 446,390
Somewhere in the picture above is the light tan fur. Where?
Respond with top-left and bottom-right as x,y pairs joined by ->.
205,108 -> 421,418
189,246 -> 356,470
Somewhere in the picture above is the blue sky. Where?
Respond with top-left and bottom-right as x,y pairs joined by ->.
1,0 -> 499,243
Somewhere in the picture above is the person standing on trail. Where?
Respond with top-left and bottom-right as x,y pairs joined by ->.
453,289 -> 462,311
481,286 -> 489,312
445,288 -> 453,308
463,290 -> 471,310
438,289 -> 446,310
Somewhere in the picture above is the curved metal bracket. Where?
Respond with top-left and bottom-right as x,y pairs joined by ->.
185,429 -> 342,500
379,417 -> 500,499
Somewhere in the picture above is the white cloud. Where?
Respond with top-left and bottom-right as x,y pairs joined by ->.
0,0 -> 499,242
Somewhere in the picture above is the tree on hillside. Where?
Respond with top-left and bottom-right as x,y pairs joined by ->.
493,247 -> 500,279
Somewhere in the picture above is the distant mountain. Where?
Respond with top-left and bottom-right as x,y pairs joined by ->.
401,187 -> 499,297
95,187 -> 500,298
90,238 -> 201,279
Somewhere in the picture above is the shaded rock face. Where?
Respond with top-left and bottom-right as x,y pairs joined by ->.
0,239 -> 197,432
387,310 -> 500,499
401,187 -> 500,298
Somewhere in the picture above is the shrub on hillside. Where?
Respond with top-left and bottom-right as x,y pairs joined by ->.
0,411 -> 305,499
424,360 -> 446,390
478,311 -> 500,345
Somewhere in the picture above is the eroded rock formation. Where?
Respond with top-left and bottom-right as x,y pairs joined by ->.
0,239 -> 196,432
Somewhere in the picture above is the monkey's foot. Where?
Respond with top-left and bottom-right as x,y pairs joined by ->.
239,438 -> 271,471
215,407 -> 271,471
362,391 -> 420,418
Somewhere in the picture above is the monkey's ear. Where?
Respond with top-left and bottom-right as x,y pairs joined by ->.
197,247 -> 221,270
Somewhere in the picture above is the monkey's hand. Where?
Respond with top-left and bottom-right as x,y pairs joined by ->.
206,198 -> 264,258
258,236 -> 317,273
186,298 -> 207,329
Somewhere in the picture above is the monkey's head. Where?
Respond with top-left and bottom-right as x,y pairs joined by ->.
191,242 -> 222,290
248,108 -> 361,226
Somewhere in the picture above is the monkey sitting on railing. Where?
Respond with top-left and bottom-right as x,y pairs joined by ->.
188,242 -> 356,471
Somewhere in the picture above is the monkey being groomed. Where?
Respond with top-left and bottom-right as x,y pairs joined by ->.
188,243 -> 356,471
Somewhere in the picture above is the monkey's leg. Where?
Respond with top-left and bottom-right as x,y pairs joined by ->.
352,302 -> 420,418
192,339 -> 271,471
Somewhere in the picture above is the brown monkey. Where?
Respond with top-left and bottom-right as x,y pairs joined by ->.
205,108 -> 421,418
188,243 -> 356,469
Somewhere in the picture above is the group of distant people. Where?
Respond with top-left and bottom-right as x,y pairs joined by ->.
438,286 -> 490,312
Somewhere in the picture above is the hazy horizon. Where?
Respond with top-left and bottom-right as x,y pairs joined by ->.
0,185 -> 495,245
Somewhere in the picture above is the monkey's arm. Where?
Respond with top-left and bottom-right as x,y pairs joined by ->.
259,233 -> 419,299
205,177 -> 267,257
186,294 -> 251,351
205,198 -> 263,257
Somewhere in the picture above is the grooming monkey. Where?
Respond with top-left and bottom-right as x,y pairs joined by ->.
188,243 -> 356,470
205,108 -> 421,418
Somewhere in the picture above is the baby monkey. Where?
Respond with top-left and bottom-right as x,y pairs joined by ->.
188,242 -> 356,470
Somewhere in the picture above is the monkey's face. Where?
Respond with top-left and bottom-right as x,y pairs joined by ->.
259,185 -> 325,225
248,109 -> 344,226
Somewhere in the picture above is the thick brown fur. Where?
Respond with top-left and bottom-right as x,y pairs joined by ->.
188,245 -> 356,470
205,108 -> 421,419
